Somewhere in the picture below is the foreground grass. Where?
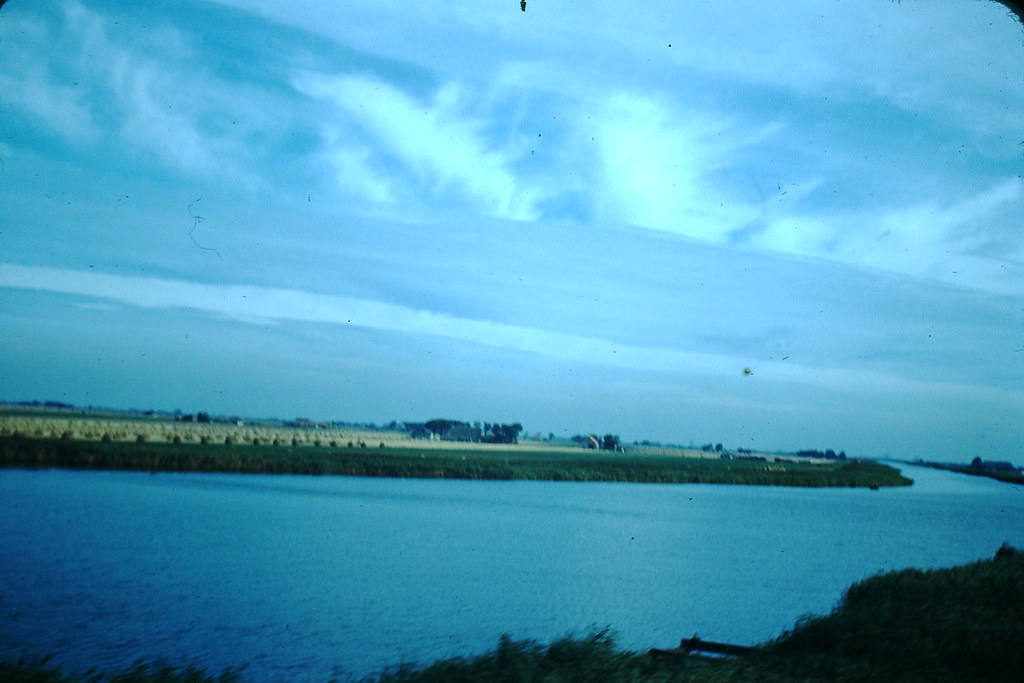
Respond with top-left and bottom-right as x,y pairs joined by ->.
0,436 -> 910,487
4,546 -> 1021,682
747,543 -> 1024,681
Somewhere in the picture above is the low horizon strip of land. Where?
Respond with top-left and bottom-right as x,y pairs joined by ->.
913,460 -> 1024,486
4,545 -> 1021,682
0,411 -> 909,487
0,437 -> 909,488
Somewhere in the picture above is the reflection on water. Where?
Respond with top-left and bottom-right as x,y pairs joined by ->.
1,465 -> 1021,681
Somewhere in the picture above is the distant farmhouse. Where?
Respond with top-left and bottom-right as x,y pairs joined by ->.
404,422 -> 430,439
444,423 -> 483,442
570,434 -> 623,452
417,419 -> 522,444
971,457 -> 1021,474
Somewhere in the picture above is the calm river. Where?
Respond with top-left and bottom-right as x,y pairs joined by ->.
1,463 -> 1022,681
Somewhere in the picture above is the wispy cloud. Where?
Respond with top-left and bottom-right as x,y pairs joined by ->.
0,69 -> 99,142
2,263 -> 1016,409
0,1 -> 287,188
590,92 -> 771,239
750,177 -> 1024,295
296,72 -> 541,220
0,263 -> 729,375
2,0 -> 1020,457
0,8 -> 99,142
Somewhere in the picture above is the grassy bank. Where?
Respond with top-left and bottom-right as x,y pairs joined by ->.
0,436 -> 910,487
743,543 -> 1024,681
4,546 -> 1021,682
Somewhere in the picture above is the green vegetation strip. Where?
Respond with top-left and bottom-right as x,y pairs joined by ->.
0,437 -> 910,487
5,546 -> 1022,682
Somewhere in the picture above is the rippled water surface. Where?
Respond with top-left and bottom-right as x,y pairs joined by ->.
2,464 -> 1022,681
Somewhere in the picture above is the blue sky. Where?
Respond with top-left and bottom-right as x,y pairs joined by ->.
1,0 -> 1021,461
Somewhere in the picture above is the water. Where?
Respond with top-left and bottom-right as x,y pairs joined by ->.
1,463 -> 1022,681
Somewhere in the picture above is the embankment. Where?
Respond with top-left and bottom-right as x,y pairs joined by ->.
0,435 -> 910,487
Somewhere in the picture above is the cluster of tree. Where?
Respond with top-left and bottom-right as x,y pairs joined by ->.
421,419 -> 524,444
633,439 -> 694,449
970,457 -> 1020,473
797,449 -> 847,460
14,399 -> 76,410
484,423 -> 524,444
700,443 -> 725,453
424,419 -> 464,435
571,434 -> 622,451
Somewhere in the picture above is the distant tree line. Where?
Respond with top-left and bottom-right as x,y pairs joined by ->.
419,419 -> 524,444
14,399 -> 75,410
571,434 -> 622,451
177,412 -> 213,423
797,449 -> 847,460
970,457 -> 1020,474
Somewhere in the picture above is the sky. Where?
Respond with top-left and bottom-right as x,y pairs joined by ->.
0,0 -> 1021,462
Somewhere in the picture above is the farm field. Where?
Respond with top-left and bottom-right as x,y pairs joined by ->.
0,408 -> 454,450
0,410 -> 909,487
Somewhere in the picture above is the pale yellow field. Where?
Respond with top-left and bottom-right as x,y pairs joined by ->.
0,408 -> 821,462
0,410 -> 581,452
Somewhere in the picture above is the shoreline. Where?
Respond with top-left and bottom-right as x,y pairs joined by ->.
0,410 -> 910,488
0,434 -> 911,487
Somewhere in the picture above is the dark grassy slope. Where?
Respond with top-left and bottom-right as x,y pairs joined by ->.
745,543 -> 1024,681
4,547 -> 1022,682
0,436 -> 910,487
